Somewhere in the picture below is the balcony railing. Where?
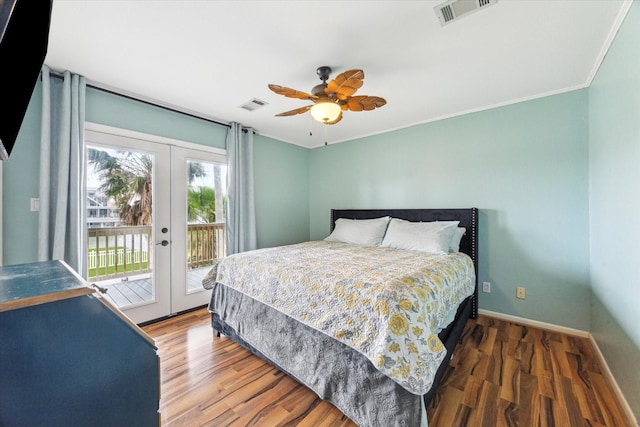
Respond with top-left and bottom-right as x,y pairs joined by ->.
187,223 -> 225,268
87,223 -> 225,282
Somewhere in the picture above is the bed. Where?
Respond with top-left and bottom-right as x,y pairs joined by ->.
203,208 -> 478,426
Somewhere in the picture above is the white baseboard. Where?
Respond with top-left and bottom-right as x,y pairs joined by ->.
588,334 -> 639,427
478,309 -> 590,337
478,309 -> 638,426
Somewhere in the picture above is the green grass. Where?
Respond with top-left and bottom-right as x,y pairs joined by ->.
87,247 -> 149,278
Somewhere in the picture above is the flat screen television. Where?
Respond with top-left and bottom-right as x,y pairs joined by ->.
0,0 -> 52,160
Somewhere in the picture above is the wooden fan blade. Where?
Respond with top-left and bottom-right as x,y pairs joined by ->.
344,96 -> 386,112
268,84 -> 317,100
275,105 -> 313,117
325,69 -> 364,100
325,111 -> 343,125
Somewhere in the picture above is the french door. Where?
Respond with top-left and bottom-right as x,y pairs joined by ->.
84,126 -> 226,324
170,146 -> 226,314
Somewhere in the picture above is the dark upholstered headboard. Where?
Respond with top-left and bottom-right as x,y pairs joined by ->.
330,208 -> 479,317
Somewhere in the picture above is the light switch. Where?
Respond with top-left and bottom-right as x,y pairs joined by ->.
30,198 -> 40,212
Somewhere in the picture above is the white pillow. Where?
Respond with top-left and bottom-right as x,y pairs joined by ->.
381,218 -> 460,254
449,227 -> 466,253
324,216 -> 390,246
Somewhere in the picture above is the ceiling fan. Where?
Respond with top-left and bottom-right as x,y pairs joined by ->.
268,66 -> 386,125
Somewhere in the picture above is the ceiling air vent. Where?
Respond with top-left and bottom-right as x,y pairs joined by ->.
240,98 -> 268,111
435,0 -> 497,26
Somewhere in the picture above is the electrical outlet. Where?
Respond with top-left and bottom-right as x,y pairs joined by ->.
516,287 -> 526,299
482,282 -> 491,293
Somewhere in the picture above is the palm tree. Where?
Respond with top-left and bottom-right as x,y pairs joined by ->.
187,162 -> 207,185
187,186 -> 216,223
88,148 -> 153,226
89,150 -> 219,226
187,161 -> 224,223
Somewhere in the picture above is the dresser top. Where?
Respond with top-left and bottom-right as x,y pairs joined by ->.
0,260 -> 94,312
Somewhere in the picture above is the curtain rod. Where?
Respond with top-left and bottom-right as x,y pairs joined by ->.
90,81 -> 233,129
45,67 -> 254,133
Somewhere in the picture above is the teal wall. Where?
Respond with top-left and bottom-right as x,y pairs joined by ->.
2,84 -> 310,265
86,89 -> 310,250
254,135 -> 310,249
3,9 -> 639,416
86,89 -> 227,149
589,0 -> 640,419
2,82 -> 43,264
310,89 -> 591,330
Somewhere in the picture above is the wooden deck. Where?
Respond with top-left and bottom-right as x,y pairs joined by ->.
99,266 -> 211,309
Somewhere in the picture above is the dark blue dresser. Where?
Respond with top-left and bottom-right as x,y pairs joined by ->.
0,260 -> 160,426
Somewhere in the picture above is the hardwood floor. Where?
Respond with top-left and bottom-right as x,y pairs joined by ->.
427,315 -> 634,427
142,308 -> 634,426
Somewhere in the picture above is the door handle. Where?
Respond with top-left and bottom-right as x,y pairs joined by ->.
156,240 -> 170,246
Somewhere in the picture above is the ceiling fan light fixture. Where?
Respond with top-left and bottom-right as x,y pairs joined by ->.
269,67 -> 385,125
310,100 -> 341,123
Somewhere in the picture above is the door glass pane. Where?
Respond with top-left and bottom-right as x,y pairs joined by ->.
86,145 -> 156,309
185,160 -> 226,294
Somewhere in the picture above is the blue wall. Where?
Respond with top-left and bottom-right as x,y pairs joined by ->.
85,89 -> 227,149
2,7 -> 638,416
2,83 -> 42,264
309,90 -> 591,331
254,136 -> 309,249
589,0 -> 640,419
2,84 -> 310,264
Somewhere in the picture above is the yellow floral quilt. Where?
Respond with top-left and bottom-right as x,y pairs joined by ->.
209,240 -> 475,395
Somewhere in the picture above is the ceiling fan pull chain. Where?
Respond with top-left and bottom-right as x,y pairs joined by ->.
324,123 -> 328,146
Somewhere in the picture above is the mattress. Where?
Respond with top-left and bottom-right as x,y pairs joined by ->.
203,240 -> 476,425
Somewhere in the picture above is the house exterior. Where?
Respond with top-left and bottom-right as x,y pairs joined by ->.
1,1 -> 638,421
86,187 -> 120,228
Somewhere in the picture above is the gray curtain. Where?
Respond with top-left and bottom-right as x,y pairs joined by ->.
38,65 -> 87,276
226,122 -> 257,255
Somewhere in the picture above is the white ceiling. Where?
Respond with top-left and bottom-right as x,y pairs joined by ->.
45,1 -> 631,149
